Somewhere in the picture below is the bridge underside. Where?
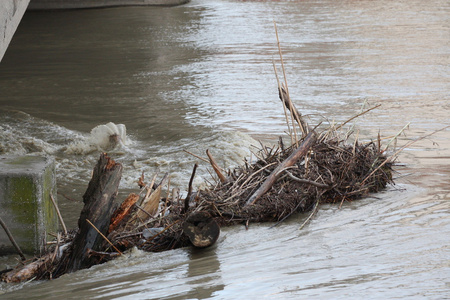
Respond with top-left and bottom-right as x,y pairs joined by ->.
28,0 -> 190,10
0,0 -> 30,62
0,0 -> 190,63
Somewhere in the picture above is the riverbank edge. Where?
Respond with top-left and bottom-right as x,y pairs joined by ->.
28,0 -> 190,10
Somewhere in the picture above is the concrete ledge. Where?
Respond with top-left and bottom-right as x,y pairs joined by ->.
0,156 -> 58,255
28,0 -> 190,10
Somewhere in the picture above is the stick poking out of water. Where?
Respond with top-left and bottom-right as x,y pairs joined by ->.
86,219 -> 122,255
50,194 -> 67,235
0,216 -> 26,261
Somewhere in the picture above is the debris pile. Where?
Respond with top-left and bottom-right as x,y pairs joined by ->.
0,98 -> 394,284
0,36 -> 395,282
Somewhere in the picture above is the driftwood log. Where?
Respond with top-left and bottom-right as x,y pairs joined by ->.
1,254 -> 50,283
1,233 -> 72,282
68,153 -> 122,272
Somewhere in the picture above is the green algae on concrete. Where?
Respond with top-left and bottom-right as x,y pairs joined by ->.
0,155 -> 58,255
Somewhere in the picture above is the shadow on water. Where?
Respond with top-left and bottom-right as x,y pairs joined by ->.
0,6 -> 210,141
181,247 -> 225,299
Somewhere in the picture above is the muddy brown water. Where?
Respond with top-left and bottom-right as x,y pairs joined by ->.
0,0 -> 449,298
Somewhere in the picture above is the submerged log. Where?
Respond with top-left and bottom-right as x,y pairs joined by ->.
68,153 -> 122,272
0,238 -> 72,283
183,211 -> 220,248
1,255 -> 49,283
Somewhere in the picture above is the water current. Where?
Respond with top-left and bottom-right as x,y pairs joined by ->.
0,0 -> 449,298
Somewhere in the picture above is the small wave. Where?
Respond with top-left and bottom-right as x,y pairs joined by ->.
0,110 -> 79,156
0,123 -> 59,155
121,130 -> 259,191
0,110 -> 264,208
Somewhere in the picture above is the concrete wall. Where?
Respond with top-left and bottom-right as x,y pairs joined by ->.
0,156 -> 58,255
28,0 -> 190,10
0,0 -> 30,62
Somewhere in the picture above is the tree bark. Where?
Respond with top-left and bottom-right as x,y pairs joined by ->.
108,193 -> 139,233
68,153 -> 122,272
245,131 -> 316,206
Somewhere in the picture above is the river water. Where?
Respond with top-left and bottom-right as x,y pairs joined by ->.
0,0 -> 449,298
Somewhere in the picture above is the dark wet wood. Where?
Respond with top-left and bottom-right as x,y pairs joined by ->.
183,211 -> 220,248
68,153 -> 122,272
0,216 -> 26,261
184,164 -> 198,213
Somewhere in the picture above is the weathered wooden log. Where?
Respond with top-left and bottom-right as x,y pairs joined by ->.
0,238 -> 72,283
1,255 -> 49,283
68,153 -> 122,272
183,211 -> 220,248
245,131 -> 317,206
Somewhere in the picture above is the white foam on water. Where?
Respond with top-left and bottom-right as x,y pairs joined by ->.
65,122 -> 131,155
121,130 -> 260,192
0,112 -> 66,155
0,109 -> 263,205
0,111 -> 141,194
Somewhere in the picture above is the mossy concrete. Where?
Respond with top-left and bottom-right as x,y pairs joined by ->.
0,155 -> 58,255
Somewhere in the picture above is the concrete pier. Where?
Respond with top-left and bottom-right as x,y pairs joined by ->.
0,156 -> 58,255
0,0 -> 30,62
